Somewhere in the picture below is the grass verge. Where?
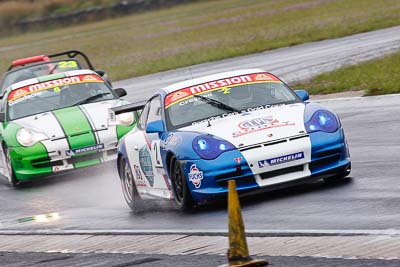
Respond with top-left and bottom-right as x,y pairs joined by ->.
291,50 -> 400,96
0,0 -> 120,22
0,0 -> 400,83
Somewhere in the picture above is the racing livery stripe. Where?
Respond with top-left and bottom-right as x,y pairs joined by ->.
79,101 -> 119,155
52,106 -> 96,150
78,105 -> 100,144
79,104 -> 104,164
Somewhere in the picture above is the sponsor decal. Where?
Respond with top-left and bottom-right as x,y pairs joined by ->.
65,143 -> 104,156
12,89 -> 27,98
255,73 -> 275,81
191,111 -> 240,126
258,152 -> 304,168
53,166 -> 61,172
178,92 -> 213,106
190,104 -> 281,126
233,116 -> 295,138
83,75 -> 99,81
234,157 -> 243,164
188,164 -> 204,189
239,116 -> 276,129
8,91 -> 43,106
52,165 -> 73,172
170,91 -> 189,102
165,73 -> 281,108
138,146 -> 154,186
189,75 -> 252,95
8,74 -> 103,103
133,165 -> 146,187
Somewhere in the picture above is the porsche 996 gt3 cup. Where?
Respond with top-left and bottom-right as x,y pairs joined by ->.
0,69 -> 136,187
114,69 -> 351,211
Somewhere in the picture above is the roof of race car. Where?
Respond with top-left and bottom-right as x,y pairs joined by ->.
161,68 -> 268,94
8,69 -> 99,92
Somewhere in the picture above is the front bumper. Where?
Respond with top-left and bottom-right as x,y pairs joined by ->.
9,142 -> 118,181
181,128 -> 351,204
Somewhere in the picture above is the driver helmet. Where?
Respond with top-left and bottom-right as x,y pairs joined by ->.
229,85 -> 253,109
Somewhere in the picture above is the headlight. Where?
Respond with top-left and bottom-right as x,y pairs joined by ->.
305,110 -> 339,133
192,135 -> 235,160
116,112 -> 134,126
16,128 -> 48,147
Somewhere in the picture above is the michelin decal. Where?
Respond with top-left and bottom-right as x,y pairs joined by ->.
258,152 -> 304,167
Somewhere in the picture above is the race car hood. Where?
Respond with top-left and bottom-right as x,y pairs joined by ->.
181,103 -> 307,148
13,99 -> 124,139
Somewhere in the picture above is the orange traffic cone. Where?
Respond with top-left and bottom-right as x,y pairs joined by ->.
227,179 -> 268,267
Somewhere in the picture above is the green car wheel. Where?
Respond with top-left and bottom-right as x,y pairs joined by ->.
4,146 -> 19,187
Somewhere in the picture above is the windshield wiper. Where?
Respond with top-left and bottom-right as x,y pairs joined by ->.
192,94 -> 240,113
72,92 -> 111,106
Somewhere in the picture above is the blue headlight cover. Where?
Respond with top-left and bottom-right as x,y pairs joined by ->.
305,110 -> 339,133
193,135 -> 235,160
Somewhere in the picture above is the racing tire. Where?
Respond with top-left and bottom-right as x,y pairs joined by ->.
4,146 -> 20,188
119,157 -> 144,213
169,156 -> 194,211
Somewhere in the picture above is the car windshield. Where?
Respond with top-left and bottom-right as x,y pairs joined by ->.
6,74 -> 116,120
165,73 -> 299,129
1,60 -> 81,92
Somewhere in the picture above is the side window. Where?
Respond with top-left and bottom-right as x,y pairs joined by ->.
137,102 -> 150,130
146,96 -> 162,127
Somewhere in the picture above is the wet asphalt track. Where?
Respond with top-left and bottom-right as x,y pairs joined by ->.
0,26 -> 400,233
2,252 -> 400,267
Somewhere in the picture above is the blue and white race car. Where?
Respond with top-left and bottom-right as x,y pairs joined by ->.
113,69 -> 351,211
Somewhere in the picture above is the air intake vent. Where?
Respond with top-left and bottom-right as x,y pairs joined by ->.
260,165 -> 304,179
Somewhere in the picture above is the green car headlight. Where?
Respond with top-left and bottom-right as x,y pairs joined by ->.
116,112 -> 134,126
16,128 -> 48,147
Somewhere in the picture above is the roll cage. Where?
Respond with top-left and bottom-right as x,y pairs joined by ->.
7,50 -> 95,71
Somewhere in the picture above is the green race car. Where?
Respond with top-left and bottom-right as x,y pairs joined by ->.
0,69 -> 136,187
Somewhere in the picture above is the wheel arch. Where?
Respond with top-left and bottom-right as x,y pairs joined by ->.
117,153 -> 124,178
165,151 -> 176,178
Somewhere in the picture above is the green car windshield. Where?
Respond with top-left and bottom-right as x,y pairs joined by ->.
7,74 -> 117,120
164,73 -> 299,129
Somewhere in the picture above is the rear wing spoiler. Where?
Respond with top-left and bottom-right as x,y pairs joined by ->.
109,100 -> 147,123
112,101 -> 147,115
8,50 -> 95,71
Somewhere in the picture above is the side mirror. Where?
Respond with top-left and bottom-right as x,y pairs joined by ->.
114,88 -> 127,97
96,70 -> 112,86
0,112 -> 5,122
295,89 -> 309,101
146,120 -> 164,134
95,70 -> 105,76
